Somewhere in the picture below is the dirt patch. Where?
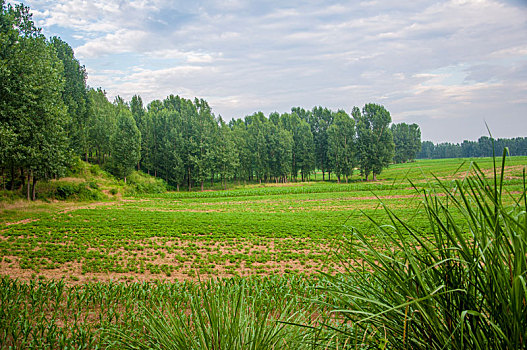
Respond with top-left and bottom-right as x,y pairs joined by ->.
0,236 -> 340,285
58,201 -> 118,214
4,218 -> 40,226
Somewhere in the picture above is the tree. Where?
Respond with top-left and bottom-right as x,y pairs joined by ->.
111,110 -> 141,183
87,88 -> 116,164
0,1 -> 70,200
391,122 -> 421,163
50,36 -> 90,161
216,118 -> 239,189
327,110 -> 355,183
354,104 -> 394,181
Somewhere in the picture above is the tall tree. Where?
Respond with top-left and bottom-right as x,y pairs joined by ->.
216,118 -> 239,189
327,110 -> 355,183
354,104 -> 394,181
110,110 -> 141,183
50,36 -> 90,161
87,88 -> 116,164
310,106 -> 334,180
0,1 -> 70,199
391,122 -> 421,163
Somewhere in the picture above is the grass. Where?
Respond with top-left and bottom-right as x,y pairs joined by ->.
0,155 -> 525,348
318,152 -> 527,348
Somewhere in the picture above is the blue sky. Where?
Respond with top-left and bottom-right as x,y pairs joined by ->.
16,0 -> 527,142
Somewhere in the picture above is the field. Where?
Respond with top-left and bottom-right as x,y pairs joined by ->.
1,156 -> 526,348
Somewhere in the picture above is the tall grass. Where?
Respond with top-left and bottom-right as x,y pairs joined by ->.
104,277 -> 315,350
321,151 -> 527,348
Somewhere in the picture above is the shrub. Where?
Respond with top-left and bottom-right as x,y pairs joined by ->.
125,171 -> 167,195
55,182 -> 105,201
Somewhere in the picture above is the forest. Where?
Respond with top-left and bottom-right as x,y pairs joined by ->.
418,137 -> 527,159
0,2 -> 426,198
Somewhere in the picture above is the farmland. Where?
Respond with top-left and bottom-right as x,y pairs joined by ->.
1,156 -> 526,348
1,157 -> 525,283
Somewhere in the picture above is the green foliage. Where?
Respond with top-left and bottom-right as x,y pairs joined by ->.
355,104 -> 395,180
87,88 -> 117,164
320,152 -> 527,348
0,1 -> 70,199
392,122 -> 421,163
125,171 -> 167,194
110,110 -> 141,182
327,110 -> 355,182
50,36 -> 90,159
53,182 -> 105,201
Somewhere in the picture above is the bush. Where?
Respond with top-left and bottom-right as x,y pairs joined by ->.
55,182 -> 105,201
125,171 -> 167,195
320,151 -> 527,349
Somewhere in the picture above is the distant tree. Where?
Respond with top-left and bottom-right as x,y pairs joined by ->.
130,95 -> 149,171
246,112 -> 269,184
327,110 -> 355,183
391,122 -> 421,163
477,136 -> 493,157
230,119 -> 252,182
192,98 -> 217,191
461,140 -> 477,158
217,118 -> 239,189
418,141 -> 434,159
354,104 -> 394,181
310,106 -> 334,180
280,112 -> 315,181
111,110 -> 141,183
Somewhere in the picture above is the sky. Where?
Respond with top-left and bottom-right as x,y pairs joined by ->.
14,0 -> 527,143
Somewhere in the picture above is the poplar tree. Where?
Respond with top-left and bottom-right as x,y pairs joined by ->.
0,1 -> 69,199
111,110 -> 141,183
327,110 -> 355,183
354,104 -> 394,181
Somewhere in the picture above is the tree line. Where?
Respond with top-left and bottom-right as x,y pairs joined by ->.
418,137 -> 527,159
1,2 -> 423,198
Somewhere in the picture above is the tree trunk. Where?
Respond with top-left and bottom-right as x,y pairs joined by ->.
9,165 -> 15,191
373,173 -> 377,181
322,170 -> 325,181
177,183 -> 180,192
337,175 -> 340,183
27,171 -> 31,201
124,176 -> 127,184
20,168 -> 25,190
31,175 -> 37,201
201,180 -> 204,192
188,168 -> 191,191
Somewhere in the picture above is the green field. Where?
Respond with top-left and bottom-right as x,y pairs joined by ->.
1,156 -> 526,348
1,157 -> 525,283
